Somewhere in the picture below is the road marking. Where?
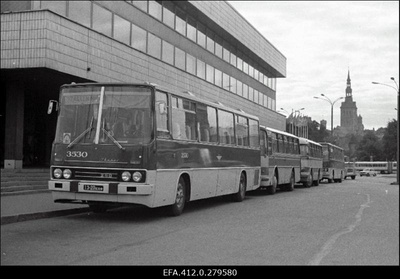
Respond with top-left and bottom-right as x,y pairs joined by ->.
308,194 -> 371,265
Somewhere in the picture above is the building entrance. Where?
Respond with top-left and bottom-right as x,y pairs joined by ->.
1,68 -> 90,169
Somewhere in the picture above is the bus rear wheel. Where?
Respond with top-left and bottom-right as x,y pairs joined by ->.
168,176 -> 186,216
233,172 -> 246,202
266,172 -> 277,195
303,173 -> 312,188
285,171 -> 295,191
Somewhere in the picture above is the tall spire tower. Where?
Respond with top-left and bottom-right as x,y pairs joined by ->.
340,69 -> 363,134
345,69 -> 352,98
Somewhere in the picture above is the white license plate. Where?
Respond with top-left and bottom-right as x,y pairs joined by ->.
82,184 -> 104,192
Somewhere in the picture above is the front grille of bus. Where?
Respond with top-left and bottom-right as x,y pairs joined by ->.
74,169 -> 119,181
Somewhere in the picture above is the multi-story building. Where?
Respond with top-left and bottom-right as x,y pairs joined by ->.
1,1 -> 286,169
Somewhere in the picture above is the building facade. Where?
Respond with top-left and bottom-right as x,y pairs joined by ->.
339,70 -> 364,135
1,1 -> 286,169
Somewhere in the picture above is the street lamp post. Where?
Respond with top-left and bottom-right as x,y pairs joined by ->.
313,94 -> 344,136
372,77 -> 399,185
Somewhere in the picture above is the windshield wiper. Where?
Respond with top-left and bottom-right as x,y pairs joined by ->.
67,118 -> 94,149
101,127 -> 125,150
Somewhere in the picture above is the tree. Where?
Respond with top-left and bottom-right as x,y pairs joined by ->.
355,130 -> 384,161
383,119 -> 397,161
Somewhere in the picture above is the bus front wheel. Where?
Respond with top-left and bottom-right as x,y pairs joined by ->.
168,176 -> 186,216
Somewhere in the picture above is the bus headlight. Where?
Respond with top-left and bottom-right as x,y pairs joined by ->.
132,171 -> 142,182
53,168 -> 62,179
63,169 -> 72,179
122,171 -> 131,182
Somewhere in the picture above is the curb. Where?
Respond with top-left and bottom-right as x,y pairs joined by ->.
1,207 -> 92,225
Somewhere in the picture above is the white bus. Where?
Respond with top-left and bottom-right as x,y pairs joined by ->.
259,126 -> 301,194
299,137 -> 323,187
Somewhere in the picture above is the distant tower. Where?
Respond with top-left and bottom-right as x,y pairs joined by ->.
340,70 -> 363,134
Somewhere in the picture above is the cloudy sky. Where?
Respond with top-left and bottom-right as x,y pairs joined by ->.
229,1 -> 399,130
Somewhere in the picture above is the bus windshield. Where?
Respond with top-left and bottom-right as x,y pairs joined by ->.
55,85 -> 152,146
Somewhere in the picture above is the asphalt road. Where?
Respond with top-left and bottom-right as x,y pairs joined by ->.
1,175 -> 398,266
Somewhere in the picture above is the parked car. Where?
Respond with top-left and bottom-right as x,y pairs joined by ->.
360,168 -> 378,177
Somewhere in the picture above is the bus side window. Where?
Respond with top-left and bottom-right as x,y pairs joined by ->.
155,91 -> 170,138
260,130 -> 266,156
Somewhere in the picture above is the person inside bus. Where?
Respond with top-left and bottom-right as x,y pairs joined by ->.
113,109 -> 145,138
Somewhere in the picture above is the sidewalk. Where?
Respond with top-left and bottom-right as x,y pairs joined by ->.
1,191 -> 90,225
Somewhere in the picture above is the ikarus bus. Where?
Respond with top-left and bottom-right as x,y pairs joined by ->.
48,83 -> 261,216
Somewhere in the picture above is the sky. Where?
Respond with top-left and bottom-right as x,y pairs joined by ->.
229,1 -> 399,130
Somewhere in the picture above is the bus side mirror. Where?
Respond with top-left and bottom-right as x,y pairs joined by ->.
47,100 -> 58,114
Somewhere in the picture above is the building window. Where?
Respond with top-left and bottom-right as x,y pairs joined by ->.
175,8 -> 186,36
162,1 -> 175,29
131,1 -> 148,12
230,52 -> 237,67
254,89 -> 259,104
243,60 -> 249,75
248,87 -> 254,101
174,47 -> 185,70
214,69 -> 222,87
237,80 -> 243,97
186,53 -> 196,75
197,23 -> 206,48
237,56 -> 243,71
93,3 -> 112,37
162,40 -> 174,65
196,59 -> 206,80
41,1 -> 67,17
131,24 -> 147,53
223,46 -> 230,63
148,1 -> 162,21
187,17 -> 197,42
243,84 -> 249,99
68,1 -> 90,27
148,33 -> 161,59
230,77 -> 237,94
206,30 -> 215,53
113,15 -> 131,45
206,64 -> 214,84
249,64 -> 254,79
258,92 -> 264,105
215,36 -> 223,59
223,73 -> 230,90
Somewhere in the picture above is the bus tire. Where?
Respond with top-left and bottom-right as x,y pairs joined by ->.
266,172 -> 278,195
168,176 -> 186,216
233,172 -> 246,202
285,171 -> 295,191
304,173 -> 312,188
313,171 -> 320,186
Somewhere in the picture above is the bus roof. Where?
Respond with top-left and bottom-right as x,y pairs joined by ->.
299,137 -> 322,147
318,142 -> 343,151
60,82 -> 259,121
260,125 -> 299,139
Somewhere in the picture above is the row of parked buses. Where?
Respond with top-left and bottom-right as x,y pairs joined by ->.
47,83 -> 345,216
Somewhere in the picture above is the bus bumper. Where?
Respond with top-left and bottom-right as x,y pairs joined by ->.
48,180 -> 155,207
